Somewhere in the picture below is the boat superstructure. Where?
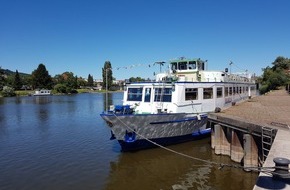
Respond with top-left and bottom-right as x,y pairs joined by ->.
100,58 -> 256,151
33,89 -> 52,96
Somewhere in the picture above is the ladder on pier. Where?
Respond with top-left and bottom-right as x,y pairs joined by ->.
261,126 -> 275,163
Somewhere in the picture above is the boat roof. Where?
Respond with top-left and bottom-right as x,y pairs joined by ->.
169,58 -> 204,63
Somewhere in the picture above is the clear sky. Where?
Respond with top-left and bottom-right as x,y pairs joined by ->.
1,0 -> 290,80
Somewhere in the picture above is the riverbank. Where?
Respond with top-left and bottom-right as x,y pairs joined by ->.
0,89 -> 123,97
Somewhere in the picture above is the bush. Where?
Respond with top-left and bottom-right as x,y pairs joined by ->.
70,89 -> 78,94
54,84 -> 78,94
259,84 -> 269,95
1,86 -> 16,97
54,84 -> 67,93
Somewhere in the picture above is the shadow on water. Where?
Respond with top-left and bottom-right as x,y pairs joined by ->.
104,138 -> 258,190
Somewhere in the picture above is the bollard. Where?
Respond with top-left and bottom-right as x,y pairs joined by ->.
273,157 -> 290,180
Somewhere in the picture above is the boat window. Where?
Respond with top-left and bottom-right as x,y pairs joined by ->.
225,87 -> 229,97
233,86 -> 236,95
154,88 -> 172,102
127,87 -> 143,101
171,62 -> 177,71
178,62 -> 187,70
239,87 -> 242,94
144,88 -> 151,102
188,61 -> 196,70
197,62 -> 205,70
203,88 -> 213,99
229,87 -> 232,95
217,87 -> 223,98
185,88 -> 198,100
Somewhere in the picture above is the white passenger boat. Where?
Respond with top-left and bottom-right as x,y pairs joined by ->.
100,58 -> 257,151
33,89 -> 52,96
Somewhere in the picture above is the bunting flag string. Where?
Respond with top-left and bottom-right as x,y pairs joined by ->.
113,62 -> 166,71
229,61 -> 248,73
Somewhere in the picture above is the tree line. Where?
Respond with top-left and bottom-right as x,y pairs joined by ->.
0,61 -> 114,97
2,56 -> 289,97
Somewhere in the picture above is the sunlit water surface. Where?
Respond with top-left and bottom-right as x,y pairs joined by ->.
0,93 -> 258,190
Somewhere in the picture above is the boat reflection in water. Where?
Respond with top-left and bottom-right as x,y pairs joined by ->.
104,138 -> 258,190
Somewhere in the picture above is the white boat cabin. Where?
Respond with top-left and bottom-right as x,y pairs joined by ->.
33,89 -> 52,96
119,58 -> 256,114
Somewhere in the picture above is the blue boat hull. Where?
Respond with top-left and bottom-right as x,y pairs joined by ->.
118,128 -> 211,152
101,110 -> 209,151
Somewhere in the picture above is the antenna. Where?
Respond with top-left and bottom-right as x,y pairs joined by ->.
229,61 -> 233,74
154,61 -> 165,73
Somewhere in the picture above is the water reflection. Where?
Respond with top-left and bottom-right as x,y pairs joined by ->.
0,97 -> 4,105
103,92 -> 113,111
32,97 -> 52,123
105,138 -> 258,190
33,96 -> 53,104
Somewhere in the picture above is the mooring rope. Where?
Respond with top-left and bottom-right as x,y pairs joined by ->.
112,113 -> 290,176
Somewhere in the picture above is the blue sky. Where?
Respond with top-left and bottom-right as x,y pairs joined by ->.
1,0 -> 290,80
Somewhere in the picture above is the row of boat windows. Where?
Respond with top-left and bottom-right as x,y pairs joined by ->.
127,88 -> 172,102
186,86 -> 255,100
127,86 -> 255,102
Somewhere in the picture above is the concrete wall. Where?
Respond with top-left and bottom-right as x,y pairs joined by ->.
211,124 -> 259,170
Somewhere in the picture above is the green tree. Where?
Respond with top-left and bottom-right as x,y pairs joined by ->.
0,67 -> 5,89
102,61 -> 113,90
259,56 -> 290,94
63,72 -> 77,89
87,74 -> 94,87
13,70 -> 22,90
129,77 -> 145,82
53,74 -> 65,84
272,56 -> 290,71
53,72 -> 78,93
77,77 -> 87,87
21,75 -> 32,90
5,75 -> 14,86
31,63 -> 53,89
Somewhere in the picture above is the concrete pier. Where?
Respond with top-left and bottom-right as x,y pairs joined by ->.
243,134 -> 258,170
208,89 -> 290,189
214,124 -> 231,156
231,130 -> 244,163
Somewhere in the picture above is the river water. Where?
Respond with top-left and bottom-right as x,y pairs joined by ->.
0,92 -> 258,190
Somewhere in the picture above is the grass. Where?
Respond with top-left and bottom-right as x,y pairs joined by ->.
76,89 -> 92,93
0,89 -> 122,97
15,90 -> 33,96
